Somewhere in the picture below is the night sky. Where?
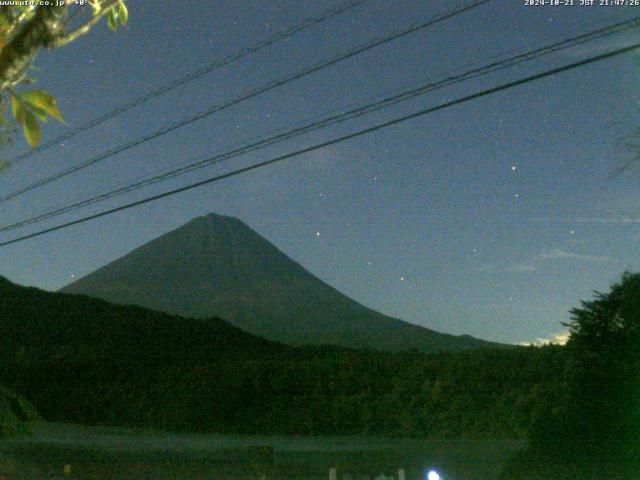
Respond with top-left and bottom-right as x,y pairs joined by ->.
0,0 -> 639,344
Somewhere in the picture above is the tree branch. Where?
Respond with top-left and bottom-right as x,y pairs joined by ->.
50,0 -> 120,48
0,6 -> 66,91
5,6 -> 37,40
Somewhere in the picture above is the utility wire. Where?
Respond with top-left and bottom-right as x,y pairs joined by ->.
1,41 -> 637,247
4,0 -> 371,167
2,15 -> 638,233
0,0 -> 491,204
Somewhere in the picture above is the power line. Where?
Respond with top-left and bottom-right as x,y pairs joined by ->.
4,0 -> 371,167
0,0 -> 491,205
1,41 -> 637,248
2,15 -> 638,233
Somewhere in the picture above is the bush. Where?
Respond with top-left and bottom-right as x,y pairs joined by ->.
0,385 -> 40,438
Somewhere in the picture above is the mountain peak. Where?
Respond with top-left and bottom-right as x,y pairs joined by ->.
194,212 -> 242,223
181,212 -> 247,232
61,215 -> 506,352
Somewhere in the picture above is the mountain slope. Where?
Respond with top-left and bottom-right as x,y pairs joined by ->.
0,275 -> 288,428
0,276 -> 559,438
62,213 -> 505,352
0,274 -> 281,363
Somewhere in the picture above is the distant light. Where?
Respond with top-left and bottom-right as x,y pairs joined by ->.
316,232 -> 321,237
427,471 -> 440,480
511,165 -> 517,171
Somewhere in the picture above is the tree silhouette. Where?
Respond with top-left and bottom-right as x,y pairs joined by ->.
561,272 -> 640,463
506,272 -> 640,478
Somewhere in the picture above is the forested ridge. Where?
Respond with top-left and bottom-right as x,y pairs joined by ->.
0,276 -> 567,438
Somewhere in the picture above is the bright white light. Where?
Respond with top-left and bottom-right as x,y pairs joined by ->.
427,471 -> 440,480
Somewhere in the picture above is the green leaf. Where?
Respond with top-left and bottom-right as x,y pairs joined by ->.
10,95 -> 24,125
21,90 -> 63,123
0,12 -> 11,30
106,9 -> 118,31
118,2 -> 128,26
28,104 -> 47,122
22,110 -> 40,147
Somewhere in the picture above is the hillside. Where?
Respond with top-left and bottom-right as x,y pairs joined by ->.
0,276 -> 563,437
62,213 -> 505,352
0,275 -> 286,428
0,274 -> 283,362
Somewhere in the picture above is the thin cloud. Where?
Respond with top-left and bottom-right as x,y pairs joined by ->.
509,263 -> 537,273
501,248 -> 610,275
533,213 -> 640,225
572,216 -> 640,224
538,248 -> 610,262
476,263 -> 537,274
480,248 -> 609,277
519,331 -> 570,347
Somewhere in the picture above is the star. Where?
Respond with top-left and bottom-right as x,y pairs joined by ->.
570,230 -> 575,235
511,165 -> 517,171
316,231 -> 321,237
400,276 -> 405,281
514,193 -> 519,198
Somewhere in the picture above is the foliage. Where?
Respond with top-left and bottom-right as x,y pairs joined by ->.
0,1 -> 128,151
501,271 -> 640,479
0,385 -> 40,438
10,90 -> 63,146
0,276 -> 567,439
559,271 -> 640,468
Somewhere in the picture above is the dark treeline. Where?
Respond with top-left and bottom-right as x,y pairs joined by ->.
3,347 -> 568,438
501,272 -> 640,479
0,276 -> 567,438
